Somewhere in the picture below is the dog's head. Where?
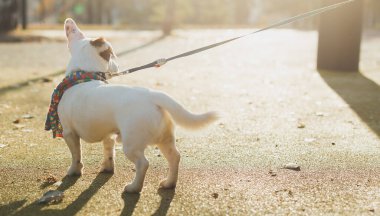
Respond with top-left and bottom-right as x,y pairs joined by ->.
64,18 -> 119,75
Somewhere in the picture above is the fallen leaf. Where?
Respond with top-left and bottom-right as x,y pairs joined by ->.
13,124 -> 26,129
44,175 -> 58,184
38,190 -> 64,204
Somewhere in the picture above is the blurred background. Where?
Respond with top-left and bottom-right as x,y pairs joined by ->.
0,0 -> 379,32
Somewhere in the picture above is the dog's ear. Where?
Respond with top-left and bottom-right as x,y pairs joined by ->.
90,37 -> 106,47
64,18 -> 85,42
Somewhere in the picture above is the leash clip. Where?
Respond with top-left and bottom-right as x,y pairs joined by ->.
155,58 -> 167,68
103,72 -> 116,80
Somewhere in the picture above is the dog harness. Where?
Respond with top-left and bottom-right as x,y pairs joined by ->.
45,71 -> 107,138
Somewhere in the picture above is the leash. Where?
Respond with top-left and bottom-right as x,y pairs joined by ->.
106,0 -> 355,79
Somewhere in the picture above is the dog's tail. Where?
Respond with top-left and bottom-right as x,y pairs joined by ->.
152,91 -> 218,129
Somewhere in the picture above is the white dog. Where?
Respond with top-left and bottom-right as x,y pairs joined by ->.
58,18 -> 217,193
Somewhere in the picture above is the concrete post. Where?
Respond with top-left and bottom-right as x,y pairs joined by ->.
317,0 -> 363,71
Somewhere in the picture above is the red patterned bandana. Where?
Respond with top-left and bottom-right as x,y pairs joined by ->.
45,71 -> 107,138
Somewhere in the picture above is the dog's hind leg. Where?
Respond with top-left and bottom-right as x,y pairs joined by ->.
100,135 -> 115,173
63,131 -> 83,176
157,132 -> 180,189
122,134 -> 149,193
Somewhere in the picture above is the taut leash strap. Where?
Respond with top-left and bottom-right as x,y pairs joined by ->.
108,0 -> 355,79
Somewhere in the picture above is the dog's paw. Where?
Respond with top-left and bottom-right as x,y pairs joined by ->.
100,160 -> 114,174
67,163 -> 83,176
99,167 -> 114,174
159,179 -> 176,189
123,184 -> 142,194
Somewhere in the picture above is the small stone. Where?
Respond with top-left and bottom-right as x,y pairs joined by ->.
297,122 -> 305,129
283,163 -> 301,171
38,190 -> 64,204
53,181 -> 62,186
218,122 -> 225,128
13,119 -> 20,124
211,193 -> 219,199
316,112 -> 328,117
41,78 -> 52,83
21,129 -> 33,133
22,114 -> 34,119
369,208 -> 375,213
288,190 -> 293,196
304,138 -> 316,143
0,144 -> 7,148
331,142 -> 336,146
268,170 -> 277,177
157,154 -> 161,157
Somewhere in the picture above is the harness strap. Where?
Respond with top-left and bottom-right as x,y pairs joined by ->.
107,0 -> 355,79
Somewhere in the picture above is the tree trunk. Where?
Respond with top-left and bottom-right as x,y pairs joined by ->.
162,0 -> 175,36
0,0 -> 19,32
21,0 -> 27,30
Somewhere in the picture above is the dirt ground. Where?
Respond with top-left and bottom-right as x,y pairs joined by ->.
0,29 -> 379,215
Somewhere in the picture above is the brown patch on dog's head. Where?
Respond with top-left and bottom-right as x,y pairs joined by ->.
99,47 -> 113,61
90,37 -> 106,47
90,37 -> 116,61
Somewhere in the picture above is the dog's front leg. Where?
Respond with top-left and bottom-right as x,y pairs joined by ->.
63,132 -> 83,176
100,136 -> 115,173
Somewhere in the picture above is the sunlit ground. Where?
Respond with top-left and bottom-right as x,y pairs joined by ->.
0,28 -> 379,215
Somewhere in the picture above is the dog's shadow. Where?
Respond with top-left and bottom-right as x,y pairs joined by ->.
120,188 -> 175,216
9,173 -> 112,216
151,188 -> 176,216
7,174 -> 176,216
